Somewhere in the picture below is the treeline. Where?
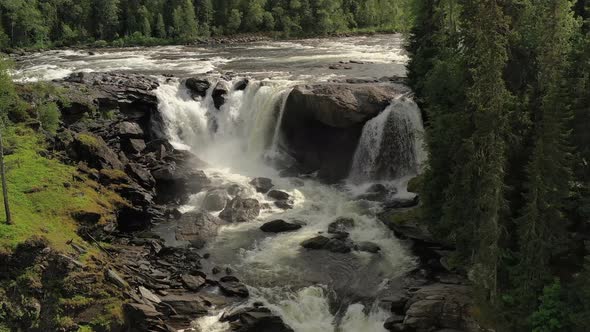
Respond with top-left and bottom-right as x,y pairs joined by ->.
0,0 -> 414,49
409,0 -> 590,331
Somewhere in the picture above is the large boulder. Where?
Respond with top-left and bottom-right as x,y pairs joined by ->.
221,306 -> 294,332
151,163 -> 210,204
219,197 -> 261,223
203,189 -> 229,211
212,80 -> 231,109
176,211 -> 226,248
249,177 -> 274,193
280,83 -> 406,182
402,284 -> 478,332
69,132 -> 124,170
260,219 -> 302,233
185,78 -> 211,99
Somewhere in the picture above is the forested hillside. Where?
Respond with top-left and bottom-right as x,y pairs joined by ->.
408,0 -> 590,331
0,0 -> 414,49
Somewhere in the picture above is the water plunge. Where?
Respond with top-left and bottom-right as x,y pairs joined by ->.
155,78 -> 422,331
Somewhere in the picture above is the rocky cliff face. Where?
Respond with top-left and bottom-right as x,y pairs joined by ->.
280,82 -> 410,182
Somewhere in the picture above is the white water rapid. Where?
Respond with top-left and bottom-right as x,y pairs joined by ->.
155,78 -> 421,332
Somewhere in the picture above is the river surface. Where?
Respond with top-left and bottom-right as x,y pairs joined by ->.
12,34 -> 425,332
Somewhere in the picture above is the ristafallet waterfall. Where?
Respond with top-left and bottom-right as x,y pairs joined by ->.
154,78 -> 425,332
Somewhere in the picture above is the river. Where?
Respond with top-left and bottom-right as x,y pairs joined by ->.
12,34 -> 425,332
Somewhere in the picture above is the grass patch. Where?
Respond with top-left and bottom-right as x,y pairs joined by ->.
0,126 -> 125,252
389,207 -> 423,225
75,133 -> 102,150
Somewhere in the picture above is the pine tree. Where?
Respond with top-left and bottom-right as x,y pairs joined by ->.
514,0 -> 578,316
155,13 -> 166,38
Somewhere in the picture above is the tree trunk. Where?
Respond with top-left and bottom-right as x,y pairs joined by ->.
0,131 -> 12,225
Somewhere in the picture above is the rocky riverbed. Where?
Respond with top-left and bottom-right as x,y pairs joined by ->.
0,71 -> 483,332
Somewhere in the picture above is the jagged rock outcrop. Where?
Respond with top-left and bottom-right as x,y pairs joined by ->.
281,83 -> 408,182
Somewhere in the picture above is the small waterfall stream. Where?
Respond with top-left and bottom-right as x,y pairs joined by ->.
155,78 -> 423,332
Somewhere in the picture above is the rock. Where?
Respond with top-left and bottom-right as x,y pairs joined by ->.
185,78 -> 211,98
221,306 -> 294,332
357,183 -> 393,201
139,286 -> 161,303
249,177 -> 274,193
274,200 -> 294,210
403,283 -> 475,332
281,83 -> 408,181
122,138 -> 146,154
219,197 -> 261,223
384,195 -> 420,209
267,190 -> 290,201
226,183 -> 247,197
181,274 -> 206,291
234,79 -> 249,91
69,132 -> 124,170
383,218 -> 434,243
159,291 -> 209,316
126,163 -> 156,188
117,205 -> 155,232
106,269 -> 128,289
176,211 -> 225,246
328,217 -> 355,236
218,276 -> 249,298
384,314 -> 405,330
212,80 -> 231,109
381,294 -> 409,314
260,220 -> 302,233
355,241 -> 381,253
301,236 -> 330,249
203,189 -> 229,211
152,164 -> 210,204
123,303 -> 163,331
116,121 -> 144,138
325,238 -> 353,253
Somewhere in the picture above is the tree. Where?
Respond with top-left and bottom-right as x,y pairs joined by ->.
226,9 -> 242,34
155,13 -> 166,38
91,0 -> 120,40
0,58 -> 13,225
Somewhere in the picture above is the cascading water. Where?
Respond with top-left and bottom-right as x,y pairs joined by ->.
349,96 -> 426,184
155,78 -> 419,332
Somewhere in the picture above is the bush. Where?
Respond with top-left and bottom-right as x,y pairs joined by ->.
38,102 -> 60,134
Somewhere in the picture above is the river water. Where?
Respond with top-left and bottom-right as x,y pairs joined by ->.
12,34 -> 426,332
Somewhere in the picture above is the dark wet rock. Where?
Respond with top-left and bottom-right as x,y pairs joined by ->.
301,236 -> 330,249
181,273 -> 206,291
355,241 -> 381,253
68,132 -> 124,170
117,205 -> 156,232
123,303 -> 164,331
384,195 -> 420,209
274,200 -> 294,210
152,164 -> 210,204
267,189 -> 290,201
357,183 -> 393,201
325,238 -> 353,253
185,78 -> 211,98
234,79 -> 249,91
116,121 -> 144,138
260,219 -> 302,233
203,189 -> 229,211
328,217 -> 355,236
126,163 -> 156,189
384,314 -> 405,330
249,177 -> 274,193
219,276 -> 249,298
383,218 -> 434,243
219,197 -> 261,223
281,83 -> 408,182
213,80 -> 231,109
381,294 -> 409,314
176,211 -> 225,246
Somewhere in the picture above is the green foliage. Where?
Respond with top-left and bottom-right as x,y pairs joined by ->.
531,280 -> 569,332
38,102 -> 60,134
0,0 -> 416,49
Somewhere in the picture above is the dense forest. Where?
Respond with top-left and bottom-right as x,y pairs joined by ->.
409,0 -> 590,331
0,0 -> 415,49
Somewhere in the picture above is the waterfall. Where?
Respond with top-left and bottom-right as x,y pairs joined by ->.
155,78 -> 293,169
349,96 -> 426,183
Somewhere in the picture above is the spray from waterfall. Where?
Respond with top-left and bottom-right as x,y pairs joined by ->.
349,96 -> 426,184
